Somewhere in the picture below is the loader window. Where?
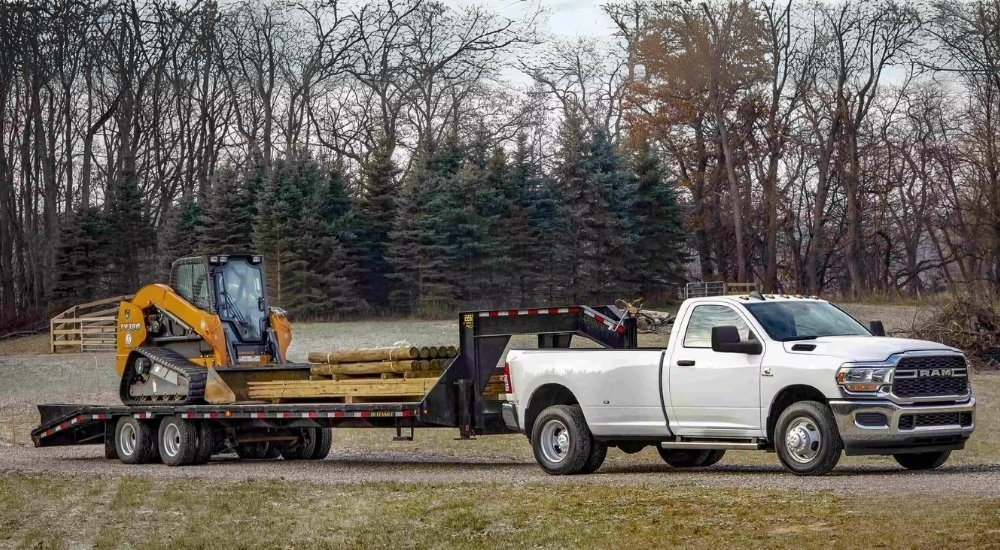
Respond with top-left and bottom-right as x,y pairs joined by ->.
171,262 -> 211,310
217,260 -> 265,342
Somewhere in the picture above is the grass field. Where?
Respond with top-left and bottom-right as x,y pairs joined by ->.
1,303 -> 996,549
3,475 -> 1000,549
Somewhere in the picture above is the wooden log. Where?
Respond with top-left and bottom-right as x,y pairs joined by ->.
307,347 -> 421,364
309,360 -> 429,376
247,377 -> 439,400
403,370 -> 444,379
380,373 -> 403,380
444,345 -> 458,358
418,346 -> 434,359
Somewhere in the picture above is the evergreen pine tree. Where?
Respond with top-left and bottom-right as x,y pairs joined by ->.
631,140 -> 688,295
525,172 -> 570,303
105,176 -> 155,294
307,159 -> 363,316
587,130 -> 637,296
198,167 -> 258,255
553,107 -> 609,303
158,197 -> 202,277
354,136 -> 401,311
387,146 -> 430,312
509,133 -> 560,303
412,131 -> 469,315
51,208 -> 109,307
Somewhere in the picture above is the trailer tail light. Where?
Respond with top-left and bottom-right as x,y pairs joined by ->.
502,362 -> 512,394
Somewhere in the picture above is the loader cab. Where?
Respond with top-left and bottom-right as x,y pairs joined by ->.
170,254 -> 278,360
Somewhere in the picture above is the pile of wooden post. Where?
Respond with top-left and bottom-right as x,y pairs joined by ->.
247,345 -> 462,403
306,345 -> 458,380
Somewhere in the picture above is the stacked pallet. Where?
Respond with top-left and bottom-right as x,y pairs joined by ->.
248,345 -> 461,403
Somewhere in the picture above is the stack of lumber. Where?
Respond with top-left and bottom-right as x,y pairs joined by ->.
306,345 -> 458,380
248,345 -> 463,403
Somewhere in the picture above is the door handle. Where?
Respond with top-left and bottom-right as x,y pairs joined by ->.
676,360 -> 696,367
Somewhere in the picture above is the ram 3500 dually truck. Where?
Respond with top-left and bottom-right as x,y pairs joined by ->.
503,296 -> 976,476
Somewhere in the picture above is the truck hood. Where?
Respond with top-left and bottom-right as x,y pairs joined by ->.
782,336 -> 960,362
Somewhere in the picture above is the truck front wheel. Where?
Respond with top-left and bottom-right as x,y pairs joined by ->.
894,451 -> 951,470
775,401 -> 843,476
530,405 -> 593,475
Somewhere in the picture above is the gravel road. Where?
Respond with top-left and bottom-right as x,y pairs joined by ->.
5,439 -> 1000,497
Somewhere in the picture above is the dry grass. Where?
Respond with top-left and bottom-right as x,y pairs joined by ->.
0,333 -> 49,355
2,474 -> 1000,549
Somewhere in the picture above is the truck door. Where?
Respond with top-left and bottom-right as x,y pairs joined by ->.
667,303 -> 763,436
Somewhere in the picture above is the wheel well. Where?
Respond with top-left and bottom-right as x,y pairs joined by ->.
523,384 -> 578,436
766,385 -> 828,444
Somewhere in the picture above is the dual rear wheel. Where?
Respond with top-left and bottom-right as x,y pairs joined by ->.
114,416 -> 332,466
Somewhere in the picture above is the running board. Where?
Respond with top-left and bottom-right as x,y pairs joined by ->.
660,439 -> 764,450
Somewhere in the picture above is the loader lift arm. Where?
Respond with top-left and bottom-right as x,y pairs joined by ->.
115,283 -> 230,376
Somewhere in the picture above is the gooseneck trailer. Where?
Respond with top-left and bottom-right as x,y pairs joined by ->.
32,305 -> 638,465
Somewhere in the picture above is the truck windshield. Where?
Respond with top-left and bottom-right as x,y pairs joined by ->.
216,259 -> 266,342
743,302 -> 870,341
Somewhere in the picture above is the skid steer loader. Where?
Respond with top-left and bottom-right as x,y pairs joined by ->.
115,254 -> 311,406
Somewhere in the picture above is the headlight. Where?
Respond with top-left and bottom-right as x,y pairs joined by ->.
836,366 -> 892,393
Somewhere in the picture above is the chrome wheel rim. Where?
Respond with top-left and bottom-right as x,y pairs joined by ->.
119,423 -> 136,456
539,419 -> 570,463
784,416 -> 821,464
163,423 -> 181,458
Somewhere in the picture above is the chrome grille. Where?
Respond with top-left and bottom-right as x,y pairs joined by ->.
892,355 -> 968,398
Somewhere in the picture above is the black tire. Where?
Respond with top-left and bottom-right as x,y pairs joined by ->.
700,449 -> 726,467
894,451 -> 951,470
115,416 -> 155,464
192,422 -> 217,465
579,440 -> 608,474
157,416 -> 200,467
279,428 -> 318,460
774,401 -> 843,476
530,404 -> 593,475
309,428 -> 333,460
657,448 -> 712,467
235,442 -> 272,460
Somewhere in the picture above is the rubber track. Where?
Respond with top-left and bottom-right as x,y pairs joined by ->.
120,347 -> 207,406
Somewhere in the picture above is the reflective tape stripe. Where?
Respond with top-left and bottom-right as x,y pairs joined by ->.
478,306 -> 582,318
583,309 -> 626,334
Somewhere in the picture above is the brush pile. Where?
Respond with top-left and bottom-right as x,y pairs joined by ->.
908,295 -> 1000,369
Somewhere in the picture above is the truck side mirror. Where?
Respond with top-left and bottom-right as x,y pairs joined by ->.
869,320 -> 886,336
712,326 -> 763,355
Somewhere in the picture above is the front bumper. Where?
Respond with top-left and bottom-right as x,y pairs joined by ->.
830,397 -> 975,456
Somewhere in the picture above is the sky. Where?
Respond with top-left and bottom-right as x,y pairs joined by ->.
440,0 -> 616,38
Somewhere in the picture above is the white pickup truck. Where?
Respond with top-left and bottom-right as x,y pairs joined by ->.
502,295 -> 975,476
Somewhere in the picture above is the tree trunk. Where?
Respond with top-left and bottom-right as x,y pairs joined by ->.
714,98 -> 746,283
764,152 -> 779,292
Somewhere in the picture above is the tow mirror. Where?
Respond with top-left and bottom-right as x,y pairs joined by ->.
712,326 -> 763,355
869,320 -> 886,337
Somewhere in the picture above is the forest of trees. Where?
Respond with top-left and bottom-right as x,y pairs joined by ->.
2,0 -> 1000,327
